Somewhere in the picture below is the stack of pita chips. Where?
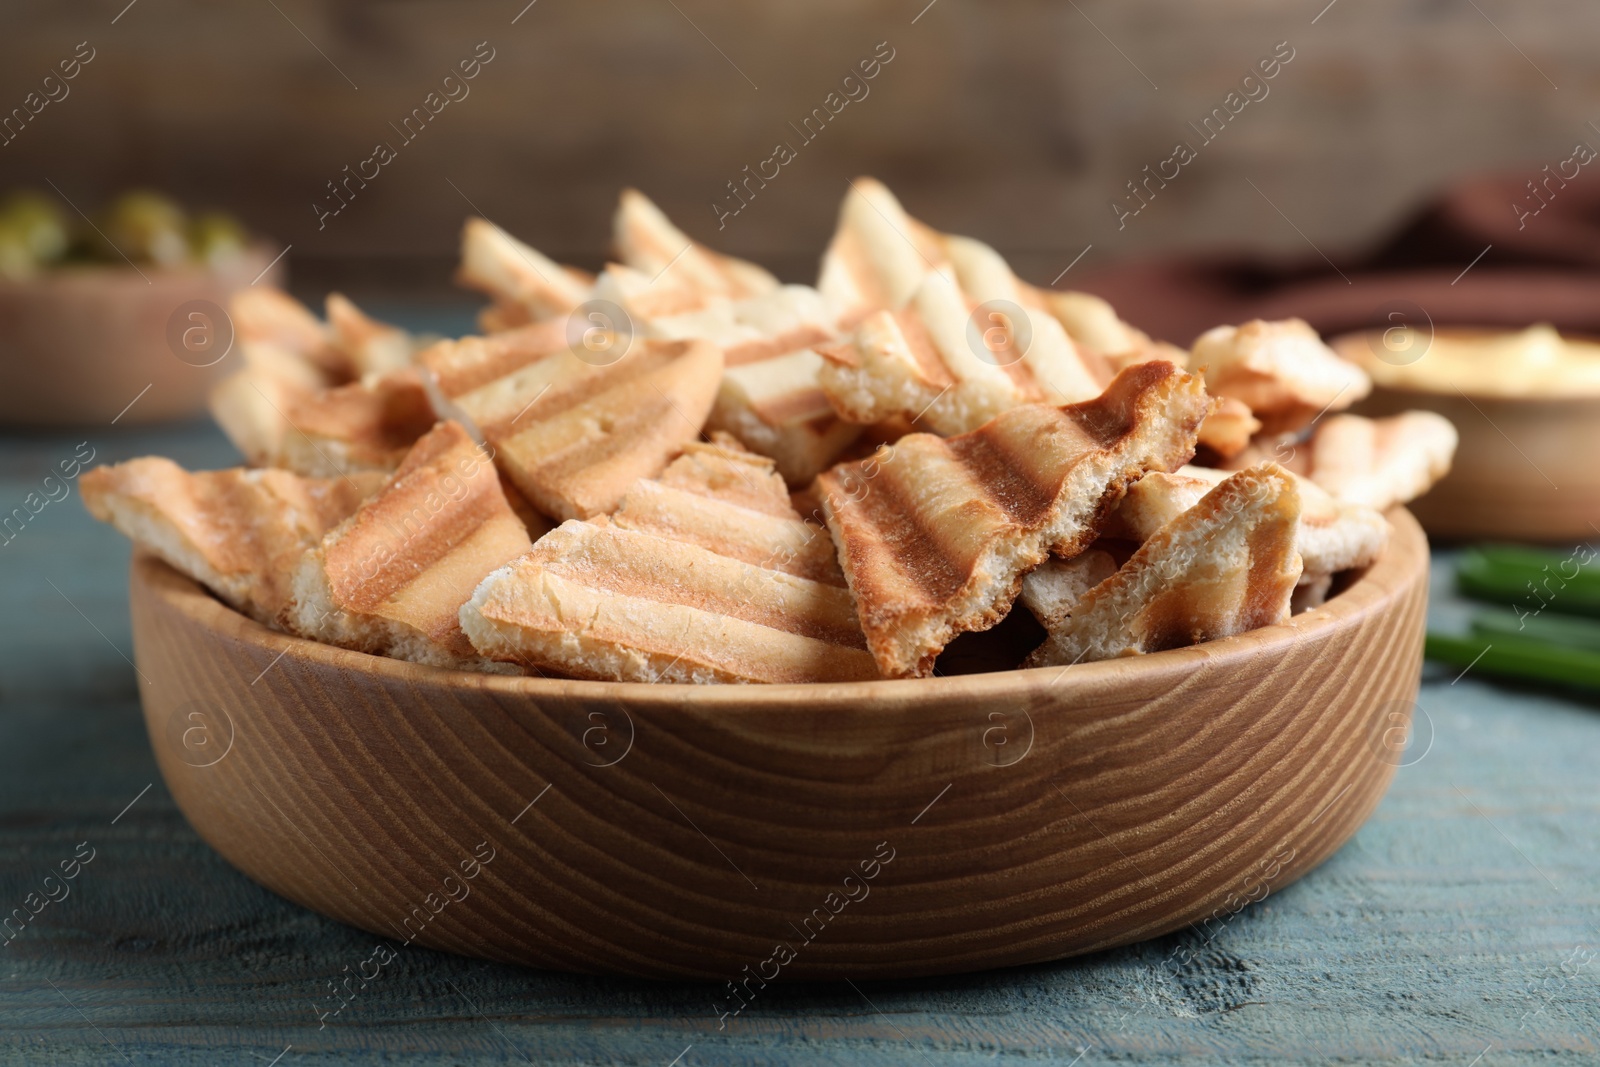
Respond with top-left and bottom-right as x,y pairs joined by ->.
1098,463 -> 1390,613
210,288 -> 436,475
604,190 -> 858,484
815,360 -> 1210,677
84,178 -> 1461,684
812,179 -> 1263,460
1017,407 -> 1456,657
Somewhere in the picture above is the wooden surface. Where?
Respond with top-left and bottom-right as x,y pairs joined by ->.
5,311 -> 1599,1062
126,498 -> 1424,979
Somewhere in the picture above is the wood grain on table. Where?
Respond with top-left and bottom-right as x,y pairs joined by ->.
2,395 -> 1598,1065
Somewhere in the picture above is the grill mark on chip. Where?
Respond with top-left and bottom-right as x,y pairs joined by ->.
420,319 -> 571,397
533,526 -> 864,648
818,361 -> 1210,676
323,422 -> 508,613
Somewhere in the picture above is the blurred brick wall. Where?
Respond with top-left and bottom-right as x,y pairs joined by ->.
1,0 -> 1593,294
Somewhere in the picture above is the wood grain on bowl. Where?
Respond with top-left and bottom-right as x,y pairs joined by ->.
129,509 -> 1429,980
0,245 -> 282,427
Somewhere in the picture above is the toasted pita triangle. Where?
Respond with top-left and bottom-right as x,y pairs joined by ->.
325,292 -> 415,377
229,286 -> 341,372
1108,464 -> 1389,586
1028,464 -> 1303,665
612,435 -> 843,585
274,369 -> 438,477
80,458 -> 381,624
455,338 -> 725,521
1296,411 -> 1457,512
1192,318 -> 1371,435
817,177 -> 954,327
614,188 -> 778,300
456,216 -> 593,322
417,318 -> 572,399
818,272 -> 1110,436
462,517 -> 877,685
290,421 -> 532,669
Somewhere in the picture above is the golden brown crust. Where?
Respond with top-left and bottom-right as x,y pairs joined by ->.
816,360 -> 1210,677
1192,318 -> 1371,435
229,286 -> 344,375
80,457 -> 380,624
614,188 -> 778,301
417,319 -> 572,398
461,521 -> 878,684
298,421 -> 532,666
279,369 -> 439,476
472,339 -> 726,521
1027,464 -> 1303,665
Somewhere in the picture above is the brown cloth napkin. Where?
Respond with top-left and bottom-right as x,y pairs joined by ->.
1073,167 -> 1600,346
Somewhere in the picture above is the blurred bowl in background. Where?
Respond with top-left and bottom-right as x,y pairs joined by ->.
0,243 -> 282,427
1335,326 -> 1600,542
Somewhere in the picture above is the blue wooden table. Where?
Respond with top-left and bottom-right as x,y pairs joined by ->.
3,312 -> 1598,1065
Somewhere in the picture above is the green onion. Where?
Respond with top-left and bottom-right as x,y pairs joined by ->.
1425,631 -> 1600,690
1469,607 -> 1600,654
1456,546 -> 1600,617
1470,544 -> 1600,579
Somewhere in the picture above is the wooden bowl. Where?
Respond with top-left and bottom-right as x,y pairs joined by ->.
0,244 -> 282,427
1335,328 -> 1600,542
129,508 -> 1429,980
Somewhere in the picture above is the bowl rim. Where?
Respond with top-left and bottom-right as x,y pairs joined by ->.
131,505 -> 1428,709
0,238 -> 281,292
